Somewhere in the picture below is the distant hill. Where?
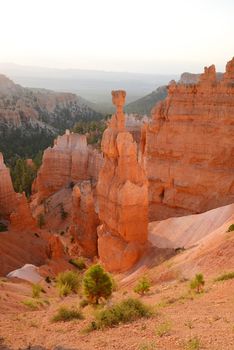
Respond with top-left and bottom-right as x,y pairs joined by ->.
0,63 -> 178,113
0,74 -> 101,160
125,86 -> 167,115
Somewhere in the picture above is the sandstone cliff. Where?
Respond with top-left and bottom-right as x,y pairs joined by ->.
33,130 -> 103,201
143,58 -> 234,221
97,91 -> 148,272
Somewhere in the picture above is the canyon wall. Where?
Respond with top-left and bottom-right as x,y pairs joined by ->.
143,58 -> 234,221
97,91 -> 148,272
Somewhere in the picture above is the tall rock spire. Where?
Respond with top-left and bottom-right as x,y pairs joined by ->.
96,91 -> 148,272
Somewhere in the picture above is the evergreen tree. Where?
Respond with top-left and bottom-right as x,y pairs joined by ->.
83,264 -> 113,304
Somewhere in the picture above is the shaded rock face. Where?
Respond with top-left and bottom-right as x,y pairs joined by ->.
10,193 -> 36,231
33,131 -> 103,201
0,153 -> 17,218
47,235 -> 65,260
70,181 -> 99,258
0,152 -> 35,229
97,90 -> 148,272
143,58 -> 234,221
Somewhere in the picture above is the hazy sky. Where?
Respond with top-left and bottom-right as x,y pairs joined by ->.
1,0 -> 234,74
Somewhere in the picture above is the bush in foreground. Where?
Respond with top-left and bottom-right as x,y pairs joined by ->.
69,258 -> 86,270
185,337 -> 201,350
190,273 -> 205,293
134,276 -> 151,295
0,223 -> 7,232
22,298 -> 49,310
88,298 -> 152,330
215,271 -> 234,282
83,264 -> 112,304
56,271 -> 81,297
52,306 -> 83,322
155,321 -> 171,337
79,299 -> 89,308
227,224 -> 234,232
138,342 -> 156,350
32,283 -> 43,298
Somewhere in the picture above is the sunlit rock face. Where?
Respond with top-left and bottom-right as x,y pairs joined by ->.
33,131 -> 103,202
97,91 -> 148,272
142,58 -> 234,221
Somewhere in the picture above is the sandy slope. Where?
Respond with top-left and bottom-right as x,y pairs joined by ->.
0,230 -> 48,276
0,204 -> 233,349
149,203 -> 234,249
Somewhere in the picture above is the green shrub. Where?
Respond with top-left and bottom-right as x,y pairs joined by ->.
190,273 -> 205,293
58,283 -> 72,297
79,299 -> 89,308
138,342 -> 156,350
22,299 -> 40,310
22,298 -> 46,310
52,306 -> 83,322
227,224 -> 234,232
134,276 -> 151,295
45,276 -> 52,283
83,264 -> 112,304
185,337 -> 201,350
110,275 -> 118,291
0,223 -> 7,232
155,321 -> 171,337
32,283 -> 43,298
215,271 -> 234,282
92,298 -> 152,330
56,271 -> 81,297
69,258 -> 86,270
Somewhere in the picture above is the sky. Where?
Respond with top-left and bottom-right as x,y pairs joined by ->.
0,0 -> 234,74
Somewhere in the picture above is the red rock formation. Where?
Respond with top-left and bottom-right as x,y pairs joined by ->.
0,153 -> 17,218
143,58 -> 234,221
97,91 -> 148,272
10,193 -> 36,231
0,152 -> 36,229
47,235 -> 65,260
33,130 -> 103,201
69,181 -> 99,258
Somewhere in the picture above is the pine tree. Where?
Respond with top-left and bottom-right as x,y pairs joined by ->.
83,264 -> 113,304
